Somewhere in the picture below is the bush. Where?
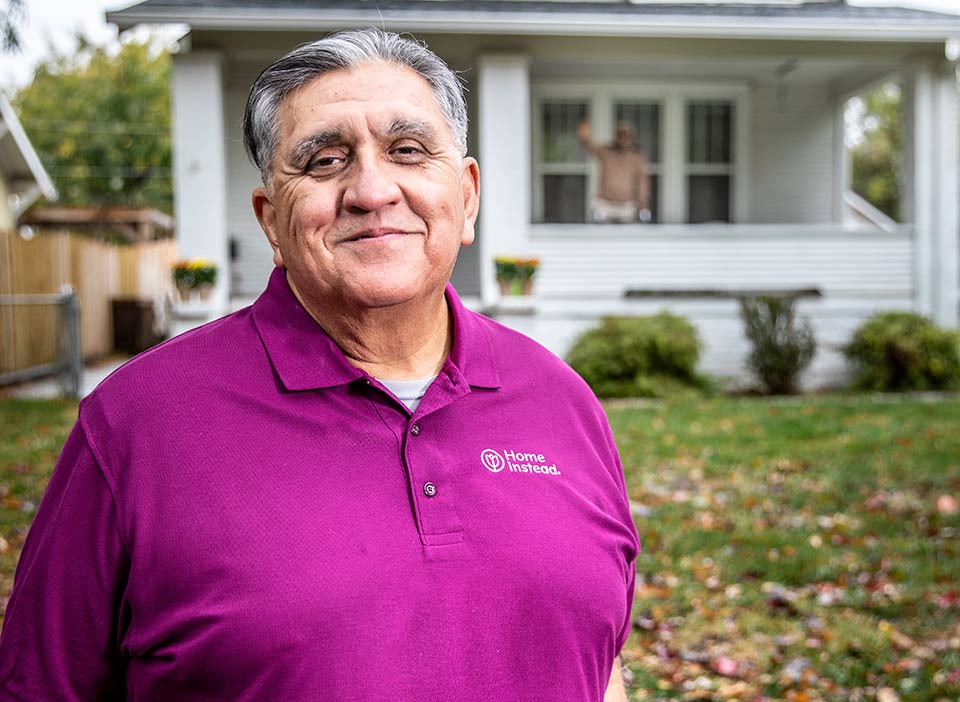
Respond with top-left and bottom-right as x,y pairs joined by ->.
566,313 -> 705,398
844,311 -> 960,391
740,296 -> 816,395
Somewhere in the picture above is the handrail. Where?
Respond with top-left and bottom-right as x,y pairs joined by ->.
0,290 -> 83,398
0,292 -> 74,305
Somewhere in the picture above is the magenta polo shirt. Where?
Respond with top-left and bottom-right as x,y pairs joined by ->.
0,267 -> 639,702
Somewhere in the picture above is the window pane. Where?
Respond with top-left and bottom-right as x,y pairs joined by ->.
647,175 -> 659,223
687,102 -> 732,164
543,174 -> 586,223
687,175 -> 730,223
614,102 -> 660,162
541,101 -> 588,163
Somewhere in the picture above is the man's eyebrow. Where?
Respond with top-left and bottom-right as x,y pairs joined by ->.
289,129 -> 345,166
387,119 -> 438,142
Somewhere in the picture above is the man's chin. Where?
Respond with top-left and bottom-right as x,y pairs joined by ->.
348,282 -> 434,310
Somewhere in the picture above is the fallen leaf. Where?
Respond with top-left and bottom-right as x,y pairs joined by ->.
710,655 -> 740,677
936,494 -> 959,516
894,657 -> 922,673
878,621 -> 915,651
781,657 -> 812,683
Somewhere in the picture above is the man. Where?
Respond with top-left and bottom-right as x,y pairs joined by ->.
0,29 -> 639,701
577,120 -> 651,223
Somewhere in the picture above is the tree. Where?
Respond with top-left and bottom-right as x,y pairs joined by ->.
848,82 -> 902,221
1,0 -> 24,52
13,38 -> 173,212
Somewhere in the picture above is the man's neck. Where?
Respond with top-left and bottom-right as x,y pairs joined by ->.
288,275 -> 453,381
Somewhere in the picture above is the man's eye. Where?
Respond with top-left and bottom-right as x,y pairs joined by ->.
391,144 -> 427,162
306,154 -> 346,172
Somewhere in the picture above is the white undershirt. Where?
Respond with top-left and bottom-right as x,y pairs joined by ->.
377,375 -> 437,412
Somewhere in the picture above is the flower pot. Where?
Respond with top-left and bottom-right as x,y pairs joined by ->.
177,283 -> 193,302
498,278 -> 513,296
198,283 -> 214,301
520,279 -> 534,296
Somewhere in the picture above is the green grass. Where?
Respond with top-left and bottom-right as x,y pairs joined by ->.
612,394 -> 960,701
1,395 -> 959,701
0,398 -> 77,612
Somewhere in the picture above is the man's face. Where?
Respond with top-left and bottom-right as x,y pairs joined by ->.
615,126 -> 634,149
253,60 -> 480,313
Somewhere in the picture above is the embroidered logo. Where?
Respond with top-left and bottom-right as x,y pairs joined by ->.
480,448 -> 505,473
480,448 -> 561,476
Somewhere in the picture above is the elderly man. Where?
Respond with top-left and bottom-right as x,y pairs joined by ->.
577,119 -> 651,223
0,29 -> 639,701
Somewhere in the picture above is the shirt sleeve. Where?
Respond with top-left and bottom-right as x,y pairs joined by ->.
599,409 -> 640,655
0,418 -> 129,701
614,450 -> 639,654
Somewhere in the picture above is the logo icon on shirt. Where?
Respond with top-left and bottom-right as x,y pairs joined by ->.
480,448 -> 505,472
480,449 -> 561,476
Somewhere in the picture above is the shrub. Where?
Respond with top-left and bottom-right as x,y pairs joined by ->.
844,311 -> 960,391
740,296 -> 816,395
566,313 -> 705,398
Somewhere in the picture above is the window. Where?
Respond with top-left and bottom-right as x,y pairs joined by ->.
615,101 -> 661,223
537,101 -> 588,223
686,101 -> 733,223
532,85 -> 743,225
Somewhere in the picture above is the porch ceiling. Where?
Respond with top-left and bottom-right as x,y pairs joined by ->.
530,55 -> 901,91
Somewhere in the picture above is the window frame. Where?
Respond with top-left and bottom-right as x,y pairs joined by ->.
531,80 -> 750,225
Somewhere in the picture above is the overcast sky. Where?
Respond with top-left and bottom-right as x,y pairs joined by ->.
2,0 -> 960,92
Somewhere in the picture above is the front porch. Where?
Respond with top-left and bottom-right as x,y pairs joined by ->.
490,223 -> 915,388
471,44 -> 957,388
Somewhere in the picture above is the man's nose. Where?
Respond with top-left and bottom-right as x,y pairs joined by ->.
341,154 -> 402,213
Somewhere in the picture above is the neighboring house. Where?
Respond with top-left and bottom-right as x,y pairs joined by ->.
0,93 -> 56,231
107,0 -> 960,388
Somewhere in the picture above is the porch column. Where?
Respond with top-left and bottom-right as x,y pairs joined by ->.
931,67 -> 959,327
477,53 -> 531,308
906,64 -> 959,327
171,51 -> 229,313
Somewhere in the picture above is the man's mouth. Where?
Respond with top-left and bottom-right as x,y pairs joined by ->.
344,228 -> 411,243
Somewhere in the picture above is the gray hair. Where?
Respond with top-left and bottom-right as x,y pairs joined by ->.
242,28 -> 468,184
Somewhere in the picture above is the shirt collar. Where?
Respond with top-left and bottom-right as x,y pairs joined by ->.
252,267 -> 501,392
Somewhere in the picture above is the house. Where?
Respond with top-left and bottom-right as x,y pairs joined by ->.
107,0 -> 960,388
0,93 -> 56,231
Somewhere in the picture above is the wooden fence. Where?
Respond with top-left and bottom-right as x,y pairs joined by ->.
0,229 -> 178,377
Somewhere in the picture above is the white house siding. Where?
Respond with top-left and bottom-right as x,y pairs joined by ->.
224,61 -> 275,299
493,225 -> 915,389
171,52 -> 230,310
748,82 -> 836,224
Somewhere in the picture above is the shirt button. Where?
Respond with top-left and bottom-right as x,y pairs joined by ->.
410,423 -> 420,436
423,482 -> 437,497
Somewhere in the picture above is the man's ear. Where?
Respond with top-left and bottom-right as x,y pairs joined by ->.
252,186 -> 284,268
460,157 -> 480,247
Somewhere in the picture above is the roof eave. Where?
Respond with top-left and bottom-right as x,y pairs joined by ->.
106,8 -> 960,42
0,95 -> 58,206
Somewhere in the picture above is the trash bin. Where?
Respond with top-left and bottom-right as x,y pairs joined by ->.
112,298 -> 164,354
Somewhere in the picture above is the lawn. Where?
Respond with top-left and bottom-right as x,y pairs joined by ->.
0,395 -> 958,701
0,398 -> 77,612
613,394 -> 960,702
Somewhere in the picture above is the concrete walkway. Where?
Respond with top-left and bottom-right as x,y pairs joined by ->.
5,357 -> 128,400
